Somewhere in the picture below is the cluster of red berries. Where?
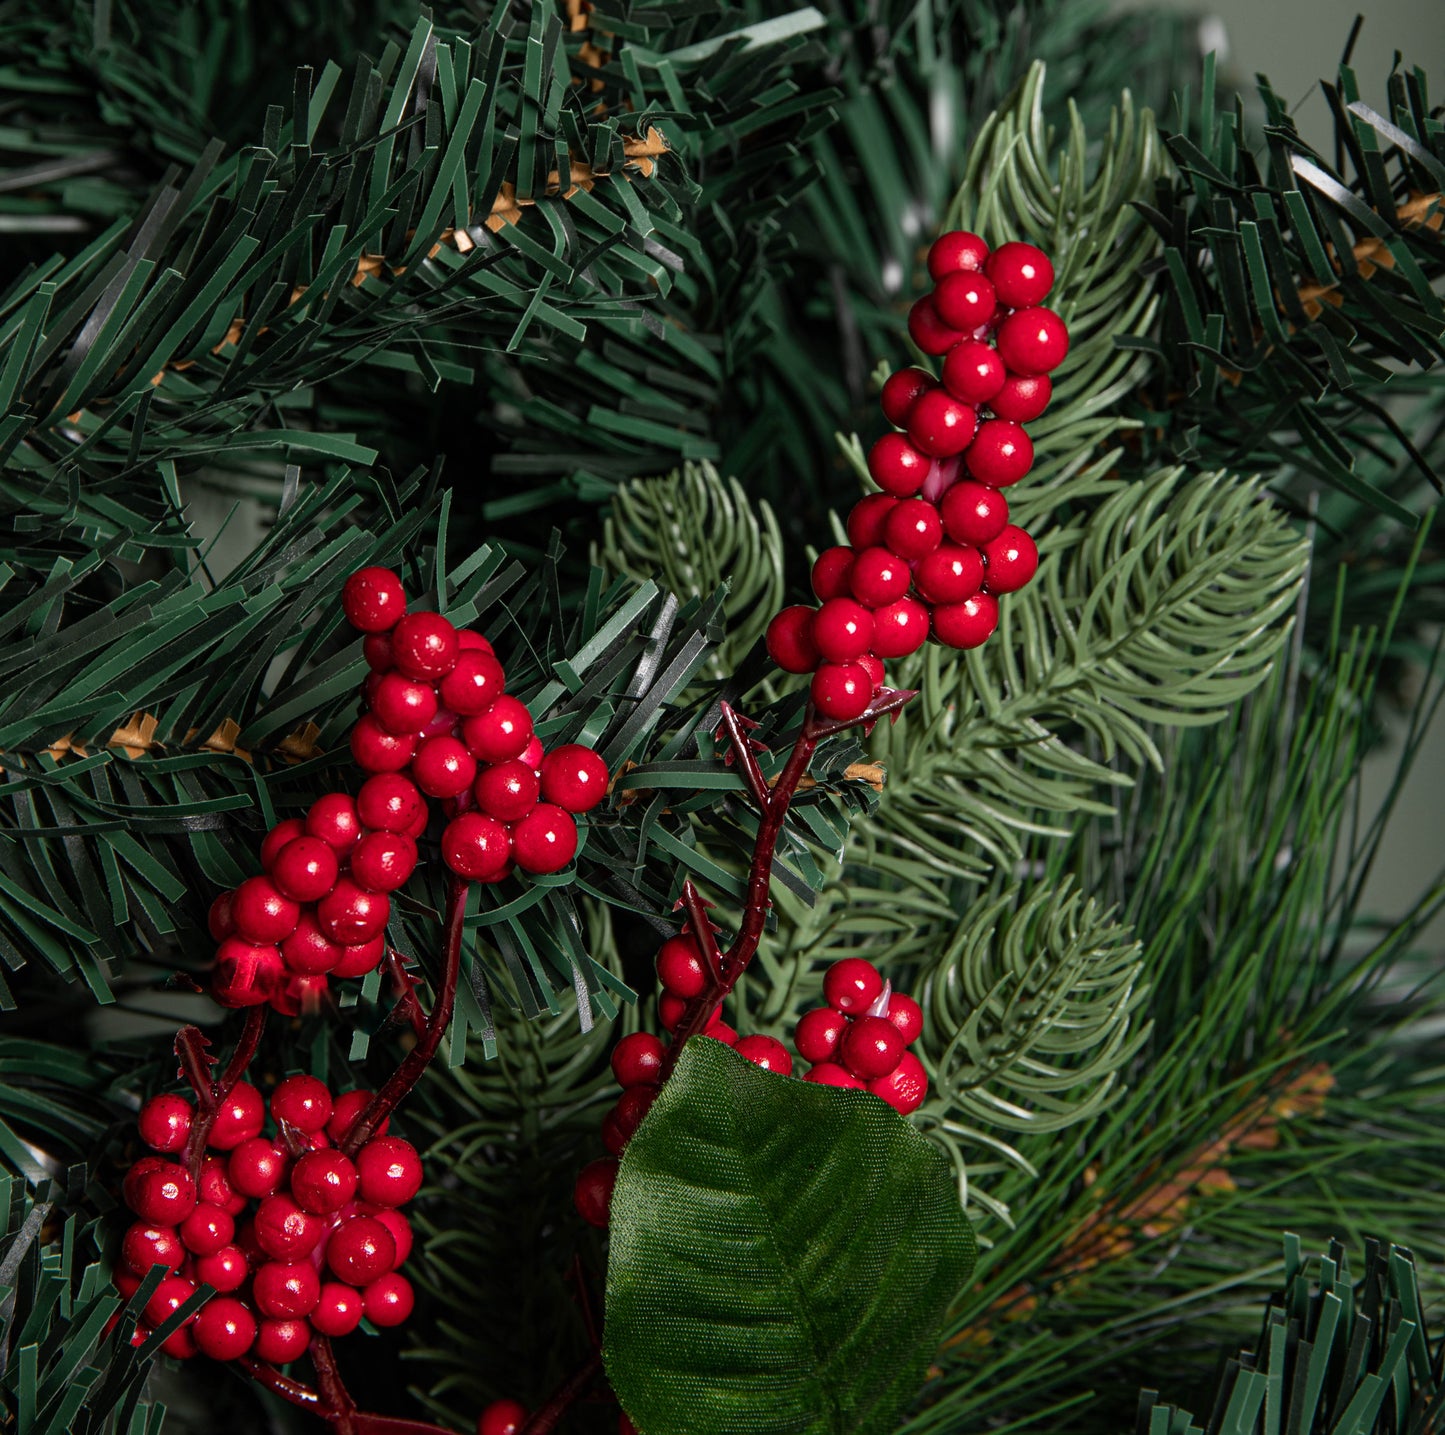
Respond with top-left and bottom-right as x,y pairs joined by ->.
113,1077 -> 422,1362
765,233 -> 1066,718
205,568 -> 610,1013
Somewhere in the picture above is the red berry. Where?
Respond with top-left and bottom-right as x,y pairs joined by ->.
539,744 -> 610,814
228,1138 -> 288,1199
327,1215 -> 397,1285
331,936 -> 385,979
327,1091 -> 388,1145
363,633 -> 393,671
124,1159 -> 197,1225
573,1158 -> 617,1229
611,1031 -> 665,1088
512,804 -> 578,874
179,1203 -> 233,1256
995,306 -> 1069,375
883,498 -> 943,560
254,1317 -> 311,1364
810,663 -> 871,720
369,672 -> 439,735
867,433 -> 928,496
479,1399 -> 530,1435
311,1282 -> 365,1338
985,241 -> 1054,307
291,1149 -> 359,1213
390,612 -> 459,680
932,593 -> 999,649
409,735 -> 475,799
824,957 -> 883,1013
207,1081 -> 264,1150
885,993 -> 924,1044
858,652 -> 886,691
520,735 -> 544,772
706,1021 -> 739,1047
849,547 -> 911,609
193,1244 -> 248,1292
868,1049 -> 929,1114
734,1034 -> 793,1075
906,389 -> 977,459
804,1062 -> 865,1089
191,1296 -> 257,1361
933,271 -> 996,332
811,598 -> 874,663
475,759 -> 542,822
271,1074 -> 332,1132
355,1136 -> 423,1207
253,1260 -> 320,1319
915,544 -> 985,604
279,917 -> 339,978
259,819 -> 305,871
656,934 -> 707,998
269,837 -> 340,905
907,295 -> 965,356
965,420 -> 1033,487
880,368 -> 934,427
794,1007 -> 847,1064
457,629 -> 493,653
940,481 -> 1009,547
942,338 -> 1007,404
927,230 -> 989,279
982,525 -> 1039,593
765,606 -> 821,674
363,1271 -> 414,1326
811,546 -> 857,602
461,696 -> 534,764
364,1207 -> 413,1266
316,879 -> 389,945
206,891 -> 236,942
840,1015 -> 906,1079
231,876 -> 300,944
271,971 -> 330,1017
438,650 -> 507,714
306,794 -> 363,854
846,494 -> 899,549
349,830 -> 418,892
356,777 -> 420,836
144,1273 -> 198,1329
602,1086 -> 658,1154
658,994 -> 721,1032
254,1194 -> 325,1260
350,713 -> 417,774
342,568 -> 407,634
122,1221 -> 186,1275
870,598 -> 930,658
138,1094 -> 192,1154
988,372 -> 1052,422
198,1157 -> 243,1216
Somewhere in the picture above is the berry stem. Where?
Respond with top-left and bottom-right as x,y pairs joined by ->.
517,1349 -> 604,1435
677,878 -> 723,979
310,1334 -> 358,1434
715,701 -> 771,810
341,874 -> 470,1157
177,1006 -> 267,1181
383,945 -> 428,1038
238,1356 -> 326,1411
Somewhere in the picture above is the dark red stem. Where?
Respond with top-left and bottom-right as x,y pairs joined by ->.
518,1350 -> 604,1435
311,1335 -> 358,1435
677,878 -> 723,979
179,1006 -> 266,1181
716,701 -> 771,809
384,945 -> 428,1038
238,1356 -> 325,1410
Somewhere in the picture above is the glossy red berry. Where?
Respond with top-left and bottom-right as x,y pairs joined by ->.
193,1244 -> 248,1293
512,804 -> 578,874
317,878 -> 390,945
933,271 -> 996,332
868,1049 -> 929,1114
311,1282 -> 365,1338
332,936 -> 385,979
327,1090 -> 388,1144
880,368 -> 934,427
213,939 -> 283,1007
811,546 -> 856,602
271,972 -> 330,1018
390,612 -> 459,680
349,830 -> 418,893
982,525 -> 1039,593
794,1007 -> 847,1064
906,389 -> 977,459
603,1086 -> 658,1154
206,891 -> 236,942
611,1031 -> 665,1087
254,1317 -> 311,1365
145,1272 -> 198,1328
840,1015 -> 906,1079
122,1221 -> 186,1275
985,241 -> 1054,307
988,372 -> 1052,423
932,593 -> 999,649
192,1296 -> 257,1361
231,876 -> 300,944
765,605 -> 821,674
941,338 -> 1007,404
438,650 -> 507,714
253,1260 -> 321,1319
259,818 -> 306,871
207,1081 -> 264,1150
271,1074 -> 332,1132
811,598 -> 874,663
461,696 -> 534,763
804,1062 -> 865,1089
574,1158 -> 617,1229
846,494 -> 899,550
138,1094 -> 193,1154
353,777 -> 420,837
441,812 -> 512,881
927,230 -> 990,279
364,1206 -> 413,1266
327,1215 -> 397,1285
995,306 -> 1069,375
412,735 -> 477,799
269,837 -> 340,905
706,1021 -> 740,1047
179,1203 -> 233,1256
824,957 -> 884,1013
355,1136 -> 423,1207
915,544 -> 985,604
363,633 -> 394,671
883,498 -> 943,560
227,1138 -> 288,1199
965,420 -> 1033,487
539,744 -> 610,814
810,663 -> 871,721
479,1399 -> 530,1435
734,1034 -> 794,1075
656,934 -> 707,998
849,547 -> 911,609
907,295 -> 965,355
474,759 -> 541,822
350,713 -> 417,774
369,672 -> 438,735
363,1271 -> 414,1326
254,1194 -> 325,1260
291,1149 -> 359,1214
870,598 -> 930,659
858,652 -> 886,691
342,568 -> 407,633
124,1159 -> 197,1225
940,481 -> 1009,546
867,432 -> 928,496
305,794 -> 363,854
885,993 -> 924,1044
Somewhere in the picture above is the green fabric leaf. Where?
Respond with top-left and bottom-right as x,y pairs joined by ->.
604,1038 -> 977,1435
